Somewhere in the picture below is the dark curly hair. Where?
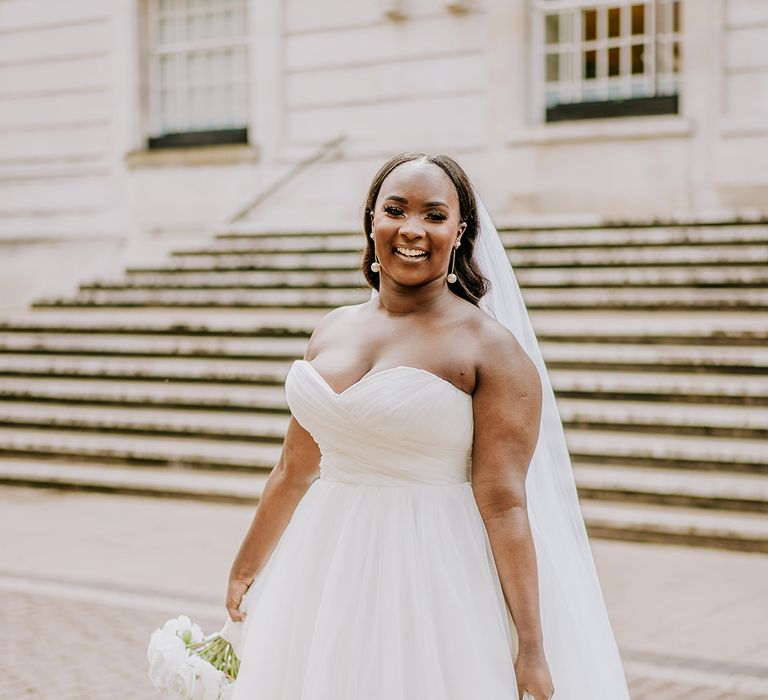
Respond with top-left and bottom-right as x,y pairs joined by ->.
361,152 -> 490,306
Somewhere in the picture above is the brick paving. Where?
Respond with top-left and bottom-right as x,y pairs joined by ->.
0,587 -> 219,700
2,583 -> 764,700
1,487 -> 766,699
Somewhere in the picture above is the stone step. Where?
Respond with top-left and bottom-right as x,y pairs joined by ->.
550,369 -> 768,405
0,379 -> 763,436
107,265 -> 768,289
0,333 -> 308,358
0,391 -> 763,442
567,429 -> 767,473
125,245 -> 767,272
2,371 -> 765,415
500,225 -> 768,249
119,269 -> 368,288
0,427 -> 281,470
1,308 -> 325,333
573,464 -> 768,512
33,286 -> 768,310
34,288 -> 368,309
531,308 -> 768,334
0,377 -> 286,410
0,402 -> 290,440
214,225 -> 768,249
186,233 -> 362,253
542,342 -> 767,372
0,354 -> 291,383
3,334 -> 764,366
0,414 -> 762,476
580,500 -> 768,552
559,399 -> 767,438
3,309 -> 765,344
0,459 -> 266,502
533,314 -> 768,345
177,242 -> 768,267
0,344 -> 762,386
173,240 -> 768,262
0,458 -> 765,550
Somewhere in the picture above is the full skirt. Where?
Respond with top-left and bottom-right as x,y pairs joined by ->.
232,478 -> 519,700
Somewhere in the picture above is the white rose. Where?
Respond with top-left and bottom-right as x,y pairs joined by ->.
189,655 -> 224,700
163,615 -> 204,645
167,659 -> 196,699
147,629 -> 188,690
218,681 -> 235,700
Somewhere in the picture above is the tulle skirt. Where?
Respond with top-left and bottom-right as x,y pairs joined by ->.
232,477 -> 519,700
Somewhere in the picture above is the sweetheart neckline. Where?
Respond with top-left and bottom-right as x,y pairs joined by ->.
295,359 -> 472,398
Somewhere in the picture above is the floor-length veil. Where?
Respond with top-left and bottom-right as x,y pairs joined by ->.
371,191 -> 630,699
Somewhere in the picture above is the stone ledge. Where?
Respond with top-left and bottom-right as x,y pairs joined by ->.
508,115 -> 694,146
125,143 -> 261,169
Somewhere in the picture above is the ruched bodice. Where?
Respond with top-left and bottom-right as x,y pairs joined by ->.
286,359 -> 474,486
234,359 -> 520,700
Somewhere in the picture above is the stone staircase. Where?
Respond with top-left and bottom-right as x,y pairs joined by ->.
0,224 -> 766,552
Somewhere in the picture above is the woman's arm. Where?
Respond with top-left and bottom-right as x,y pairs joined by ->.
226,414 -> 321,621
471,322 -> 552,699
225,305 -> 348,621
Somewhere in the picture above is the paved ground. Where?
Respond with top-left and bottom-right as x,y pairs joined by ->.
1,486 -> 766,700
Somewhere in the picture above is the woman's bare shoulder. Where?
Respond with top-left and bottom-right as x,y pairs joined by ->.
467,305 -> 540,392
304,302 -> 369,360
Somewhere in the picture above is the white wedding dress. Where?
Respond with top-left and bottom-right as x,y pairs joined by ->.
230,190 -> 631,699
232,359 -> 521,699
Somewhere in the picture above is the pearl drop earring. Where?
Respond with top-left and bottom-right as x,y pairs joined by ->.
447,240 -> 460,284
370,231 -> 381,273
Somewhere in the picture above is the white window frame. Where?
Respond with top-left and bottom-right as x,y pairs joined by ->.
147,0 -> 250,144
532,0 -> 682,120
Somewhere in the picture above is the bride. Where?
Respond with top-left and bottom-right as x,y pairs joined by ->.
225,153 -> 630,700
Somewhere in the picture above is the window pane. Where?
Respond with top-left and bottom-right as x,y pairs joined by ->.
608,7 -> 621,38
583,49 -> 597,79
538,0 -> 679,113
545,14 -> 559,44
656,40 -> 672,73
608,46 -> 620,76
546,52 -> 559,81
160,55 -> 176,84
159,17 -> 175,43
185,13 -> 205,41
656,0 -> 673,33
583,9 -> 597,41
150,0 -> 249,137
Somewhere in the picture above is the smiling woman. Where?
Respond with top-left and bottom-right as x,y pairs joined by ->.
361,152 -> 490,305
225,152 -> 630,700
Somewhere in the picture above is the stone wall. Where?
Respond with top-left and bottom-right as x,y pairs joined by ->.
0,0 -> 767,257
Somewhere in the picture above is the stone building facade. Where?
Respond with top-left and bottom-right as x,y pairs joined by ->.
1,0 -> 767,303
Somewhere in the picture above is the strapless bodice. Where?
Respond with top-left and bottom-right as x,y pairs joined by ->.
285,360 -> 474,485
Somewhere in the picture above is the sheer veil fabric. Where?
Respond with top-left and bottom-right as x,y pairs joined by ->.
372,191 -> 630,698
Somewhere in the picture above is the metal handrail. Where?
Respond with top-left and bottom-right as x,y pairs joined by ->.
227,134 -> 347,224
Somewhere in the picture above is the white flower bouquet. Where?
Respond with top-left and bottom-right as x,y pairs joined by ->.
147,615 -> 244,699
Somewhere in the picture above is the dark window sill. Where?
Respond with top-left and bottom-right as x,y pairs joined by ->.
546,95 -> 679,122
147,128 -> 248,149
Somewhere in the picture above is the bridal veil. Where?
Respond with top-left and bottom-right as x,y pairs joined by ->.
371,190 -> 630,699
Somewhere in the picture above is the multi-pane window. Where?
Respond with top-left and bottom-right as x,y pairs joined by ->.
148,0 -> 249,147
536,0 -> 682,121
